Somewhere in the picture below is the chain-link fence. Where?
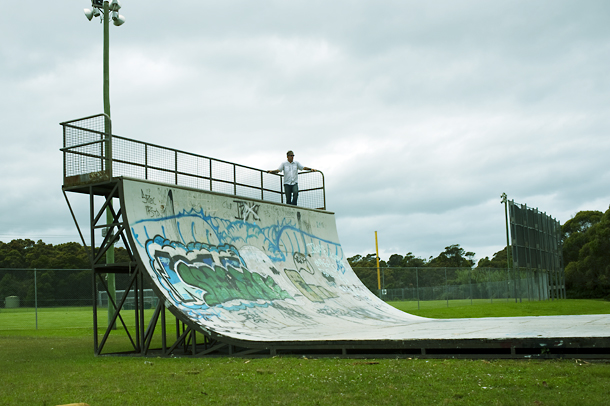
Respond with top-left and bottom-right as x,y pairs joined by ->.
355,266 -> 563,307
0,266 -> 564,330
0,268 -> 153,331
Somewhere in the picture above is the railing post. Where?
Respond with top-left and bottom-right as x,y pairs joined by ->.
209,160 -> 213,191
62,126 -> 67,182
260,171 -> 264,200
321,171 -> 326,210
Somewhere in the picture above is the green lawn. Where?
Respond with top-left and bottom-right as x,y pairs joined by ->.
1,299 -> 607,342
0,299 -> 608,406
387,298 -> 610,318
0,306 -> 165,331
2,299 -> 608,331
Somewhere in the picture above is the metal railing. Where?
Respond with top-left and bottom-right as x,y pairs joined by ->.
60,114 -> 326,210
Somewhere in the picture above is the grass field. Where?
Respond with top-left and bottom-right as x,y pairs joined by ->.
0,299 -> 609,405
3,299 -> 608,331
0,306 -> 164,331
388,298 -> 610,318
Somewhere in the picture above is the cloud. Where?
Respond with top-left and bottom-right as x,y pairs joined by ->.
2,0 -> 610,263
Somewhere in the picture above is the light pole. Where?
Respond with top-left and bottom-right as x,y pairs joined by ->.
500,193 -> 511,269
84,0 -> 125,119
501,192 -> 516,303
375,231 -> 382,296
84,0 -> 126,329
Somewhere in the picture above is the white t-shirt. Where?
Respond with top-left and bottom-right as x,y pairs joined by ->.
278,160 -> 304,185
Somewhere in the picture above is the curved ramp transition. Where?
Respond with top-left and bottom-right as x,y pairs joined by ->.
121,178 -> 610,354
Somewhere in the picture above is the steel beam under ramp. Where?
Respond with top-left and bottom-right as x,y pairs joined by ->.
119,177 -> 610,358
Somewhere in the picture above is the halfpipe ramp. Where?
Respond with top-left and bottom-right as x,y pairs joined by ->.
119,178 -> 610,356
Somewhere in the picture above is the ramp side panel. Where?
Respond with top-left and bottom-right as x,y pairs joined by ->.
122,179 -> 419,342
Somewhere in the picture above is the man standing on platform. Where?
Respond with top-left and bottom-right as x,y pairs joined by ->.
267,150 -> 317,206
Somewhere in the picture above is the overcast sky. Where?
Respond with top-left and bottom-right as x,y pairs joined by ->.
1,0 -> 609,263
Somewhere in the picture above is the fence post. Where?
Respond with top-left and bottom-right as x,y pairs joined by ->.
416,267 -> 420,310
445,267 -> 448,308
506,269 -> 510,302
34,268 -> 38,330
489,267 -> 493,304
512,267 -> 517,302
469,268 -> 473,305
518,268 -> 523,303
527,269 -> 534,302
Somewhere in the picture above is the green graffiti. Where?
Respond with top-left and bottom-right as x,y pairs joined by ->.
176,261 -> 292,306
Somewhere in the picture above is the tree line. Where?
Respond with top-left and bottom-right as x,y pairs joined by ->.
1,205 -> 608,306
348,206 -> 610,300
560,207 -> 610,299
347,244 -> 510,294
0,240 -> 131,307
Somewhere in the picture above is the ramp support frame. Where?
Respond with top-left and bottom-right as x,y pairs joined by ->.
63,178 -> 221,357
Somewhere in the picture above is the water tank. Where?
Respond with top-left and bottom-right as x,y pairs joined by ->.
5,296 -> 20,308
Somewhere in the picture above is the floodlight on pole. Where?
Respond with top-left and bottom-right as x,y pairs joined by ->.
83,0 -> 126,27
112,12 -> 126,26
84,7 -> 100,21
109,0 -> 121,11
108,0 -> 125,25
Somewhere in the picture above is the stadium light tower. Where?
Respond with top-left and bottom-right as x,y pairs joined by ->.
83,0 -> 126,330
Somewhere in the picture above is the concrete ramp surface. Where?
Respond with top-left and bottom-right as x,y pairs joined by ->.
122,178 -> 610,350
